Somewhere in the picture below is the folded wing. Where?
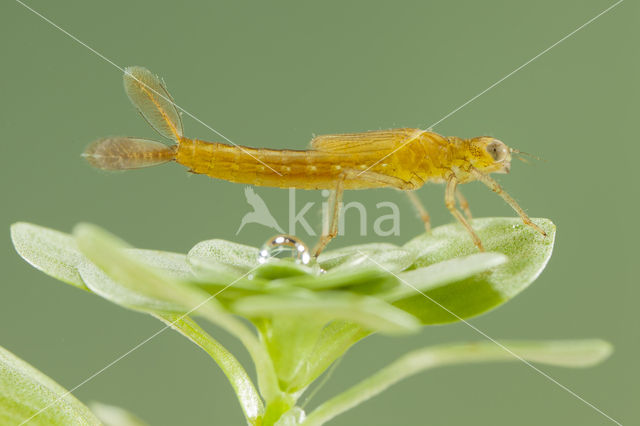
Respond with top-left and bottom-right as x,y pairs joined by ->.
310,128 -> 424,154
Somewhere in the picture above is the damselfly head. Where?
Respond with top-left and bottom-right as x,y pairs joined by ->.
467,136 -> 512,174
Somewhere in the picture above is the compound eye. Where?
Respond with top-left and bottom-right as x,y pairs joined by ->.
486,141 -> 508,162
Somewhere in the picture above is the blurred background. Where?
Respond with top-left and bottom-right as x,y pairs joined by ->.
1,0 -> 636,424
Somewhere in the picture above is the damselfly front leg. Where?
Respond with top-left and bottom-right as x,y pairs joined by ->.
470,168 -> 547,237
446,175 -> 485,251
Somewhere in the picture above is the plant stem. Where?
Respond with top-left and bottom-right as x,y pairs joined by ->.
302,340 -> 612,426
155,314 -> 264,424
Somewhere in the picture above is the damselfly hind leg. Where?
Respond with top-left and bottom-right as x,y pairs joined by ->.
445,176 -> 485,252
456,188 -> 472,220
406,191 -> 431,233
312,178 -> 345,257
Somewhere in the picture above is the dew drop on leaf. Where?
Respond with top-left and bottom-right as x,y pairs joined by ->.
258,234 -> 311,265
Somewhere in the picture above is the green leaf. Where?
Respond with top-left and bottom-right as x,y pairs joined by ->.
10,222 -> 90,290
90,402 -> 147,426
258,315 -> 329,391
9,223 -> 195,294
318,243 -> 414,273
395,218 -> 555,324
0,345 -> 101,425
188,239 -> 288,297
271,267 -> 396,294
16,223 -> 264,422
287,321 -> 369,392
383,253 -> 507,301
126,249 -> 193,281
233,291 -> 420,335
10,223 -> 266,420
12,217 -> 574,425
302,339 -> 612,426
252,261 -> 314,281
128,248 -> 269,303
77,261 -> 182,312
188,239 -> 259,276
75,224 -> 241,315
73,224 -> 281,404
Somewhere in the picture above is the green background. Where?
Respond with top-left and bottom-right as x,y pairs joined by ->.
1,0 -> 636,424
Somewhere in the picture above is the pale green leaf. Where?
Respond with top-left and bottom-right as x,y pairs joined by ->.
303,339 -> 612,426
395,218 -> 555,324
318,243 -> 414,273
384,252 -> 507,301
73,224 -> 280,404
259,316 -> 329,390
252,262 -> 314,281
74,224 -> 197,312
232,292 -> 420,335
287,321 -> 369,392
270,267 -> 395,294
9,223 -> 196,294
77,261 -> 182,313
0,345 -> 101,426
126,249 -> 193,281
11,222 -> 89,290
188,239 -> 259,276
188,239 -> 281,295
90,402 -> 146,426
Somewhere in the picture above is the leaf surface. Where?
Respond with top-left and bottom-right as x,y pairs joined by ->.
395,218 -> 555,324
0,345 -> 100,425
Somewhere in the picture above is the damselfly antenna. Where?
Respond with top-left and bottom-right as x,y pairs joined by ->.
510,148 -> 546,163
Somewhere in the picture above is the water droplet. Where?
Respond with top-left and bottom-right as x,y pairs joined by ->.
258,234 -> 311,265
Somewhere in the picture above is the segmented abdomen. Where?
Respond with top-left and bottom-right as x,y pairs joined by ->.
174,138 -> 400,189
174,134 -> 455,190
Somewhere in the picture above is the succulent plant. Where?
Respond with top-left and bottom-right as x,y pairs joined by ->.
4,218 -> 611,425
